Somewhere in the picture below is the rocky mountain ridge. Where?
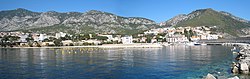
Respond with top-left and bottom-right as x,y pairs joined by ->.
160,8 -> 250,37
0,8 -> 250,37
0,8 -> 158,34
160,8 -> 249,27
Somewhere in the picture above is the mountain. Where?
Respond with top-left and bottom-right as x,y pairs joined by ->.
161,8 -> 250,37
0,8 -> 158,34
1,8 -> 250,37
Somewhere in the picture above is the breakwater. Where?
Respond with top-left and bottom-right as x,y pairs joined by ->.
203,43 -> 250,79
229,43 -> 250,79
231,45 -> 250,74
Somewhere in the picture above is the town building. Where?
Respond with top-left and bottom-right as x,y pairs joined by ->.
144,29 -> 159,35
121,35 -> 133,44
166,34 -> 189,43
55,32 -> 66,39
19,34 -> 28,42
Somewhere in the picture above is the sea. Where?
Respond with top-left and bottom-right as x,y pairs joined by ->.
0,45 -> 246,79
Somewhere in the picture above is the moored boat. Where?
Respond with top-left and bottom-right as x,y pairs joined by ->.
186,42 -> 201,46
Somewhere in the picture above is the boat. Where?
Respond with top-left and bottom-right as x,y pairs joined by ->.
186,42 -> 201,46
201,43 -> 207,45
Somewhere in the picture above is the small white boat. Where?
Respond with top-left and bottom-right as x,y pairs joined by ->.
201,43 -> 207,45
186,42 -> 201,46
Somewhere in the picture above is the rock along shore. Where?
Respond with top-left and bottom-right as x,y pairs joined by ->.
231,45 -> 250,74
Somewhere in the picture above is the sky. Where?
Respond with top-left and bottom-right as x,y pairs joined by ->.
0,0 -> 249,23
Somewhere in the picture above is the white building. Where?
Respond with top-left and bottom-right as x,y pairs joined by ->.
33,35 -> 39,42
166,35 -> 189,43
55,32 -> 66,39
39,34 -> 46,41
207,34 -> 219,40
121,35 -> 133,44
19,34 -> 28,42
144,29 -> 159,35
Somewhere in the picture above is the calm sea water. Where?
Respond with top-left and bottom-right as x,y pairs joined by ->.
0,45 -> 237,79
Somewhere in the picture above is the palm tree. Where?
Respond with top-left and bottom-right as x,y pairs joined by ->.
8,36 -> 20,46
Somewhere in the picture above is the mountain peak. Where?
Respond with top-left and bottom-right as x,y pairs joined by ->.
189,8 -> 217,15
16,8 -> 26,10
161,8 -> 250,37
14,8 -> 33,12
204,8 -> 214,11
85,10 -> 104,14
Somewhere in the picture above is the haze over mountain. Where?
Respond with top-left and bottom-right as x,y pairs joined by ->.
0,8 -> 250,37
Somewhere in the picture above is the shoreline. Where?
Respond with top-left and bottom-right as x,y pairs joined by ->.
0,43 -> 163,48
1,43 -> 249,49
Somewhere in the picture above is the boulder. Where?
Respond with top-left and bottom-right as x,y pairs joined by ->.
231,66 -> 239,73
240,62 -> 249,74
228,76 -> 240,79
205,73 -> 216,79
231,62 -> 239,73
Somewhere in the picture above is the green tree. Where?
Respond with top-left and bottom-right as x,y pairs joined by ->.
95,36 -> 108,43
183,29 -> 194,41
53,38 -> 63,46
8,36 -> 20,46
83,34 -> 90,40
0,35 -> 8,47
156,35 -> 163,42
146,37 -> 151,43
184,29 -> 188,37
189,30 -> 194,37
145,34 -> 154,43
65,34 -> 72,40
0,35 -> 20,47
26,34 -> 34,47
43,38 -> 50,42
61,34 -> 72,40
71,34 -> 84,42
95,36 -> 108,41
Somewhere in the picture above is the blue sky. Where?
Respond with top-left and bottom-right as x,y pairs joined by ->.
0,0 -> 249,22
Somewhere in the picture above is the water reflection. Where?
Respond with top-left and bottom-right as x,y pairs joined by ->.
0,46 -> 233,79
